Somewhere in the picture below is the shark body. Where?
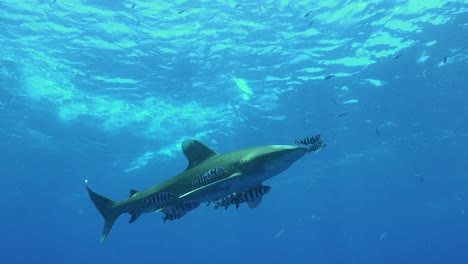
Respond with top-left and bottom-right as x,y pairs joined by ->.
86,138 -> 324,244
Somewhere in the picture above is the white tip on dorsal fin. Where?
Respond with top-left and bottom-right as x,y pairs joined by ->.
248,195 -> 263,209
182,139 -> 218,170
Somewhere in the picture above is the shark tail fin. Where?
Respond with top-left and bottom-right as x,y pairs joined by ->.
85,181 -> 122,245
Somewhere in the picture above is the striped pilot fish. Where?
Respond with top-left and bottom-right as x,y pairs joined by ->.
294,135 -> 321,146
191,167 -> 229,186
140,191 -> 175,211
306,141 -> 326,153
128,191 -> 175,223
294,135 -> 326,153
162,201 -> 200,222
214,185 -> 271,210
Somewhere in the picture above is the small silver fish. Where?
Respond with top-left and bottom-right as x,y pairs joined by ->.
330,98 -> 339,106
392,52 -> 403,60
324,74 -> 335,80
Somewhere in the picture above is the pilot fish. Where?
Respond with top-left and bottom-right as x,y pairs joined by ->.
295,135 -> 321,146
128,191 -> 175,223
192,167 -> 228,186
162,201 -> 200,222
295,135 -> 326,153
141,192 -> 174,207
306,141 -> 326,153
214,186 -> 272,210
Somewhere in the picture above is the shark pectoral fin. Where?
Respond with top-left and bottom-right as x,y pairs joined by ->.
179,172 -> 242,199
247,195 -> 263,209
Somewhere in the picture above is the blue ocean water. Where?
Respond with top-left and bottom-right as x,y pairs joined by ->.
1,0 -> 467,263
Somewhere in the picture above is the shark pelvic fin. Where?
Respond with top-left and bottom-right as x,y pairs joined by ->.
85,182 -> 122,245
182,139 -> 218,170
129,212 -> 141,223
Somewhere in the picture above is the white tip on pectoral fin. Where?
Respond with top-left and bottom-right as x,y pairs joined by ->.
248,196 -> 263,209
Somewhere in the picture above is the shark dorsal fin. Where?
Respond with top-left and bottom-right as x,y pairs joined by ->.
129,189 -> 139,198
182,139 -> 218,170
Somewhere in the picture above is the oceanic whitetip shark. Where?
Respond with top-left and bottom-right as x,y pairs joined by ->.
86,136 -> 326,244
